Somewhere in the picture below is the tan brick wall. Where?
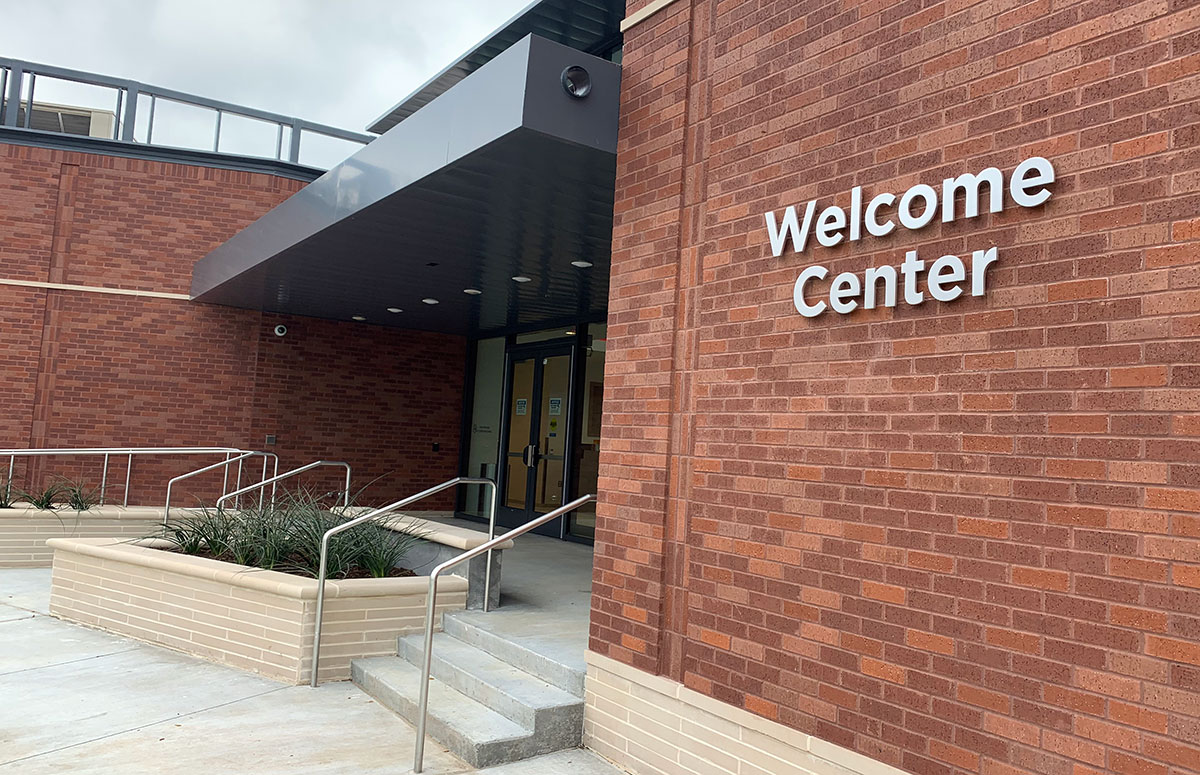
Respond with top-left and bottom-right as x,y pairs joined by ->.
0,507 -> 164,567
48,538 -> 467,684
597,1 -> 1200,774
586,649 -> 907,775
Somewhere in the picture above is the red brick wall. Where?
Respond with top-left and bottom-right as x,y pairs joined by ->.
0,143 -> 464,507
596,2 -> 1200,775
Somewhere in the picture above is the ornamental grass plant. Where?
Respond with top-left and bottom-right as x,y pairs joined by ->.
159,488 -> 425,579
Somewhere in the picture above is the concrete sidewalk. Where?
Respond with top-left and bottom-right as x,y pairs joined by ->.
0,569 -> 621,775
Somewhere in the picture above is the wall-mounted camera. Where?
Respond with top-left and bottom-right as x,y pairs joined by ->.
273,324 -> 288,337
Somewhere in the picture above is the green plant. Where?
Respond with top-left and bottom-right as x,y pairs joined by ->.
0,474 -> 14,509
17,481 -> 66,510
353,519 -> 426,578
57,477 -> 100,511
156,487 -> 426,580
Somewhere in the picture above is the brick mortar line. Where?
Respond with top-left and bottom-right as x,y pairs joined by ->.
0,277 -> 190,300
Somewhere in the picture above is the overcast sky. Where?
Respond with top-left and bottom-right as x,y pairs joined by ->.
0,0 -> 533,166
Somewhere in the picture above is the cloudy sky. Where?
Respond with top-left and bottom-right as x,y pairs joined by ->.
0,0 -> 533,166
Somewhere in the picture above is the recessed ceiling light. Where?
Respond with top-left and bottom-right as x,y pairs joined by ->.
512,276 -> 532,283
565,330 -> 576,336
352,315 -> 366,321
421,298 -> 439,305
571,260 -> 593,268
386,307 -> 402,313
463,288 -> 482,295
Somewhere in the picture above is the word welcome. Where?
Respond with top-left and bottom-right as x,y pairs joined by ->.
763,157 -> 1055,317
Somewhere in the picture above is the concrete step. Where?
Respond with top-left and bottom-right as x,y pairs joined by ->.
398,632 -> 582,737
441,611 -> 586,697
352,657 -> 537,769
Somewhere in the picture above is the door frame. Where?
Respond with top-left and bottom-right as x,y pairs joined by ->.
495,339 -> 578,537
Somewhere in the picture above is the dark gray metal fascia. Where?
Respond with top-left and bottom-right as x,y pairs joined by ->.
366,0 -> 622,134
190,34 -> 619,302
0,128 -> 323,182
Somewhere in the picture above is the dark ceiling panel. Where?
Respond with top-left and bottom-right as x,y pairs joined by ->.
191,36 -> 619,338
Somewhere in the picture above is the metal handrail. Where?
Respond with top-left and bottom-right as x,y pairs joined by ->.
412,493 -> 596,774
0,56 -> 371,166
309,476 -> 497,687
2,447 -> 253,507
162,451 -> 278,527
215,460 -> 352,511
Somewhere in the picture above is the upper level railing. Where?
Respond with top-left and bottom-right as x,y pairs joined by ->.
0,57 -> 373,168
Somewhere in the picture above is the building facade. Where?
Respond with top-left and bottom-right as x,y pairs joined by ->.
1,2 -> 1199,775
587,2 -> 1200,775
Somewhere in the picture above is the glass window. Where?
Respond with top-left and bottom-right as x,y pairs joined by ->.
514,327 -> 578,345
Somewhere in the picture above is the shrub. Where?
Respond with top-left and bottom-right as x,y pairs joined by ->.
158,488 -> 426,579
0,474 -> 13,509
354,521 -> 426,578
58,478 -> 100,511
17,482 -> 66,511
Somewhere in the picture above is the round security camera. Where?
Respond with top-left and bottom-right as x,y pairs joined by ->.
273,324 -> 288,337
561,66 -> 592,99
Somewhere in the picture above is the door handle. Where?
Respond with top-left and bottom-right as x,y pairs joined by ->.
522,444 -> 539,468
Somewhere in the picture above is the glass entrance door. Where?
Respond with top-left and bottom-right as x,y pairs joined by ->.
500,344 -> 573,534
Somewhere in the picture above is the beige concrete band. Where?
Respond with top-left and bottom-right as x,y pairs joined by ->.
620,0 -> 685,32
584,650 -> 907,775
0,277 -> 190,300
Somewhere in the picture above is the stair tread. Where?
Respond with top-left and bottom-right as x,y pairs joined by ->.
354,657 -> 531,744
400,633 -> 582,711
442,612 -> 587,696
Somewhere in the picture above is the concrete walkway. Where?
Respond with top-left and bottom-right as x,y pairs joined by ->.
0,569 -> 622,775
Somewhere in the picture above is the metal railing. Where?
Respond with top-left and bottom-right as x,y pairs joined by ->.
0,56 -> 372,166
215,460 -> 352,511
162,451 -> 279,526
412,493 -> 596,774
2,447 -> 258,507
309,476 -> 497,687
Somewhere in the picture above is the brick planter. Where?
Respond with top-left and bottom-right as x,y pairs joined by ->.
47,537 -> 468,684
0,506 -> 172,568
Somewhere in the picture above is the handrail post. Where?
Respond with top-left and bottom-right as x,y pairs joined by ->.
308,476 -> 498,688
120,85 -> 138,142
100,453 -> 109,506
259,455 -> 268,509
483,480 -> 497,613
163,452 -> 259,529
215,460 -> 352,511
123,452 -> 132,507
411,494 -> 596,774
234,457 -> 243,509
5,455 -> 13,504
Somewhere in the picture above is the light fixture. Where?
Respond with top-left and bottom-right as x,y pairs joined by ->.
463,288 -> 482,295
352,315 -> 366,322
561,66 -> 592,99
386,307 -> 402,313
512,276 -> 532,283
421,298 -> 439,305
565,330 -> 576,336
571,260 -> 593,268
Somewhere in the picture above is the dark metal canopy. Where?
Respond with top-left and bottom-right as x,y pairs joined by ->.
367,0 -> 624,134
190,36 -> 619,336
